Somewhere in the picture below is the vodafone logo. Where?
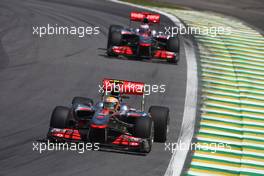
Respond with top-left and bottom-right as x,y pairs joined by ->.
147,14 -> 160,23
130,12 -> 160,23
131,12 -> 144,19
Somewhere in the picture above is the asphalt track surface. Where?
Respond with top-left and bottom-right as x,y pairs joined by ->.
0,0 -> 187,176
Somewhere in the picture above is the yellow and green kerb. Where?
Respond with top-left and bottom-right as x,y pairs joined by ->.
158,9 -> 264,176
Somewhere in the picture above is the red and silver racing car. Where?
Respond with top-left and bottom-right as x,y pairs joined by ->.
47,79 -> 169,153
107,12 -> 179,64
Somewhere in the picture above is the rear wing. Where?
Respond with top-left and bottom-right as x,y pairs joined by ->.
102,78 -> 146,110
130,12 -> 160,24
102,78 -> 144,95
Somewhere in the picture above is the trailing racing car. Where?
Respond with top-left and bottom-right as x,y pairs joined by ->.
107,12 -> 180,64
47,79 -> 170,153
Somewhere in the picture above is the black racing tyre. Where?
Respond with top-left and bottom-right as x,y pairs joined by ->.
72,96 -> 94,106
109,25 -> 123,34
134,117 -> 152,138
109,31 -> 122,46
107,31 -> 122,57
166,37 -> 179,64
166,37 -> 179,52
50,106 -> 70,129
134,117 -> 153,153
107,25 -> 123,46
149,106 -> 169,142
107,25 -> 123,56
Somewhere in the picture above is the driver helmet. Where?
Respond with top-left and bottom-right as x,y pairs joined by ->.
143,18 -> 149,24
139,18 -> 150,34
104,96 -> 120,112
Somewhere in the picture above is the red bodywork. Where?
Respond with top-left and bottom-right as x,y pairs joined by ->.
112,46 -> 133,55
154,50 -> 176,59
112,135 -> 140,147
103,78 -> 145,95
110,12 -> 177,62
50,128 -> 141,147
130,12 -> 160,23
48,79 -> 147,150
51,128 -> 81,140
111,47 -> 176,60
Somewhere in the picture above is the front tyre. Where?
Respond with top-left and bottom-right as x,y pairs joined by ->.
149,106 -> 169,142
107,25 -> 123,57
134,117 -> 153,153
166,37 -> 179,64
50,106 -> 70,129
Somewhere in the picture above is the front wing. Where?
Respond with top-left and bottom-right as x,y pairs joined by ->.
47,127 -> 150,153
110,45 -> 177,60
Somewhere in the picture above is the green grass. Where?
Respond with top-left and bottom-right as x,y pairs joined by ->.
120,0 -> 188,9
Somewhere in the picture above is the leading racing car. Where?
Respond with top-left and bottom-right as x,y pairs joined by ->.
107,12 -> 180,64
47,79 -> 170,153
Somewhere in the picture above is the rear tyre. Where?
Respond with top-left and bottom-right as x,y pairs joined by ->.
50,106 -> 70,129
107,25 -> 123,57
134,117 -> 153,153
166,37 -> 179,64
149,106 -> 169,142
72,97 -> 94,106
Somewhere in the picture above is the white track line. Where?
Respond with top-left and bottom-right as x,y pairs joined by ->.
108,1 -> 198,176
